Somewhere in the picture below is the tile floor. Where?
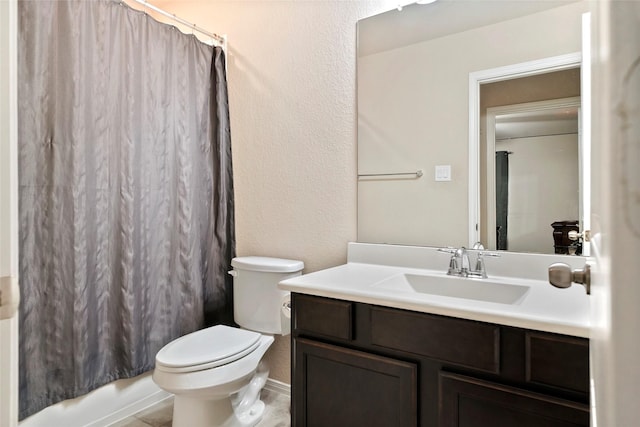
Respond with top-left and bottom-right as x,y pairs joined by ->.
109,388 -> 291,427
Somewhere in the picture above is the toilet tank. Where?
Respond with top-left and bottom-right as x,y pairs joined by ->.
230,256 -> 304,334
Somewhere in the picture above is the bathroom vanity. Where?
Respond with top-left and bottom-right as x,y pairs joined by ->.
279,243 -> 591,427
290,294 -> 588,427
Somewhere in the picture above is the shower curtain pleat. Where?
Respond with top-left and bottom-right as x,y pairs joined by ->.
206,47 -> 236,326
495,151 -> 509,251
17,0 -> 235,419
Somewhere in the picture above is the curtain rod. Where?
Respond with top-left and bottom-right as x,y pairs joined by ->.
126,0 -> 226,47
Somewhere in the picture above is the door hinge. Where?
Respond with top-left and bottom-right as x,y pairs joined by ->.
0,276 -> 20,320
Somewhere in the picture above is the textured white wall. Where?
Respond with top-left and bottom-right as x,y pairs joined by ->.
0,0 -> 12,278
1,1 -> 19,426
156,0 -> 396,383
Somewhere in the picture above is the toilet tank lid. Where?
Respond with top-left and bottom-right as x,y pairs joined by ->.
231,256 -> 304,273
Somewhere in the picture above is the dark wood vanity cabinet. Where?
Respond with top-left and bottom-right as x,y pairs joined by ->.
291,293 -> 590,427
295,338 -> 418,427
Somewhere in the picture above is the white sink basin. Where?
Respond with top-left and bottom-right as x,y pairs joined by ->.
372,273 -> 530,305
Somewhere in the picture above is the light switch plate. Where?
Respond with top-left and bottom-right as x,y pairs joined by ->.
435,165 -> 451,181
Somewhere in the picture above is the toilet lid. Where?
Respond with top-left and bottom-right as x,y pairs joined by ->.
155,325 -> 261,373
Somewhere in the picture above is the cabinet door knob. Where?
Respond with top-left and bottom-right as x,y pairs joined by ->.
548,263 -> 591,295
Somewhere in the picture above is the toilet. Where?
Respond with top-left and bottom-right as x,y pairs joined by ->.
152,256 -> 304,427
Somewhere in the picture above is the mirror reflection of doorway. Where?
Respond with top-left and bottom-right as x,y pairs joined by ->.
472,59 -> 590,255
488,99 -> 580,254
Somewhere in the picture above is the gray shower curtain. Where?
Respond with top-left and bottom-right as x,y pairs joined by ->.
18,0 -> 234,419
495,151 -> 509,251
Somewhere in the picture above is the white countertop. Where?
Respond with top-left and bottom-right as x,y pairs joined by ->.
278,243 -> 591,338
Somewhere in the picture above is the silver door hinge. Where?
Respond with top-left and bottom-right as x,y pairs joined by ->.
0,276 -> 20,320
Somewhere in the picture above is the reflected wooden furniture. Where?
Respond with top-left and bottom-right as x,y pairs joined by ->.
551,220 -> 581,255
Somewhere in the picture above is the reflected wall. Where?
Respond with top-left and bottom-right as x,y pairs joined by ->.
357,1 -> 588,248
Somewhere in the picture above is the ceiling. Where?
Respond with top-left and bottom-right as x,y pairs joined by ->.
358,0 -> 580,57
495,106 -> 579,140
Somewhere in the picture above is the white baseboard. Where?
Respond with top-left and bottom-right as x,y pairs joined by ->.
19,373 -> 170,427
19,375 -> 290,427
102,378 -> 289,425
88,389 -> 171,427
264,378 -> 291,398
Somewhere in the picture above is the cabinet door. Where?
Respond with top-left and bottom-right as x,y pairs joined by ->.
293,337 -> 418,427
439,372 -> 589,427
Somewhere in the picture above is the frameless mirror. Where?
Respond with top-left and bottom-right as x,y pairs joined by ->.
357,0 -> 590,255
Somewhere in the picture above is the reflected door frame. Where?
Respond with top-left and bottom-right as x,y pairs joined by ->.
468,51 -> 583,249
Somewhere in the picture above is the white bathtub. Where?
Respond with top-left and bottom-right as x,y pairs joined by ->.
19,372 -> 171,427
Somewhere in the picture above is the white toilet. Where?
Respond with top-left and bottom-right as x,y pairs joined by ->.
152,256 -> 304,427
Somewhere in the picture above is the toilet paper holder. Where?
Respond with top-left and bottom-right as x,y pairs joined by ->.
282,299 -> 291,316
280,297 -> 292,335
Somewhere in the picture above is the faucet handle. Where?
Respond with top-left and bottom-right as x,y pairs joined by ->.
448,256 -> 459,275
472,241 -> 485,250
437,247 -> 457,254
471,242 -> 501,258
438,247 -> 460,275
478,251 -> 500,258
473,250 -> 499,278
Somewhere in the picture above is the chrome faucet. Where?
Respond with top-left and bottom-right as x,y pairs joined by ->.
452,247 -> 471,276
438,243 -> 499,278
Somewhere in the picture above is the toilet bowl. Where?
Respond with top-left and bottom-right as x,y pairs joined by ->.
153,325 -> 275,427
152,257 -> 304,427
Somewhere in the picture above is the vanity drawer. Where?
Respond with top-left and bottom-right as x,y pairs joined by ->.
370,307 -> 500,373
525,332 -> 589,394
293,294 -> 353,341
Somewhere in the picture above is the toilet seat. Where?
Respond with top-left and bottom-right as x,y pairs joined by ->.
155,325 -> 262,374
